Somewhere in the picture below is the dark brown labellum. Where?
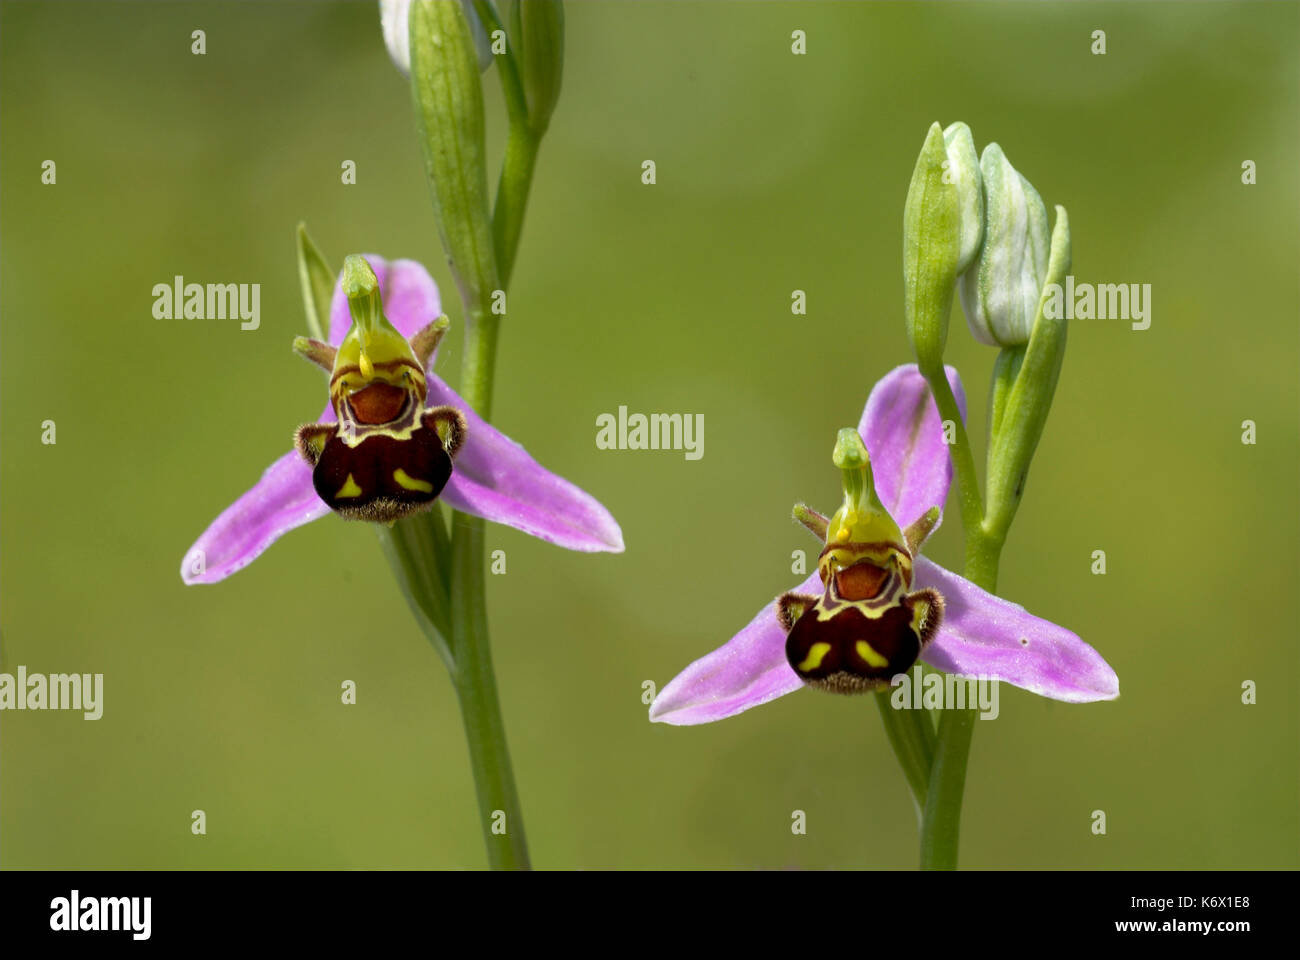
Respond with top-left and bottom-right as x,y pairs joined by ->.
781,562 -> 943,694
310,418 -> 453,523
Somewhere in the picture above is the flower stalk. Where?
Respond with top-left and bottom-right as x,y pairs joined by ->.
903,121 -> 1073,870
916,518 -> 1002,870
647,122 -> 1105,874
410,0 -> 499,315
407,0 -> 564,869
184,3 -> 613,872
410,0 -> 514,868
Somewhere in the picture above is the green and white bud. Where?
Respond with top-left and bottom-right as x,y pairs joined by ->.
902,123 -> 962,374
982,204 -> 1072,540
409,0 -> 499,313
903,121 -> 987,373
942,122 -> 984,273
381,0 -> 492,76
958,143 -> 1051,347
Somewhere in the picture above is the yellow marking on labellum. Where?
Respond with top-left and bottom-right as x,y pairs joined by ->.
798,642 -> 832,672
855,640 -> 888,668
336,473 -> 363,499
393,468 -> 434,493
335,417 -> 422,449
910,599 -> 932,633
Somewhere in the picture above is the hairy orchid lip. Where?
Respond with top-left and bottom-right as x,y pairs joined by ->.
783,587 -> 942,694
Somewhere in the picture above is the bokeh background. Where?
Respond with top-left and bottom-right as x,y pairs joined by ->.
2,1 -> 1296,869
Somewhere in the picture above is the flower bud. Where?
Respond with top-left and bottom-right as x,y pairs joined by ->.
511,0 -> 564,134
409,0 -> 499,312
381,0 -> 492,76
958,143 -> 1051,347
983,205 -> 1072,539
942,122 -> 984,273
902,123 -> 962,374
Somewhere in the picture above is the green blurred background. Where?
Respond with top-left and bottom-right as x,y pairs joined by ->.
2,1 -> 1296,869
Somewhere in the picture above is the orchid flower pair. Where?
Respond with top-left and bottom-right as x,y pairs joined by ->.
181,253 -> 622,585
650,364 -> 1117,725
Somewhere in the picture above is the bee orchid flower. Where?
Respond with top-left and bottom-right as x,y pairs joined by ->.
181,254 -> 622,584
650,364 -> 1117,725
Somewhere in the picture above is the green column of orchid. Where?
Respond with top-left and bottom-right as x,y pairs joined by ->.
900,121 -> 1072,869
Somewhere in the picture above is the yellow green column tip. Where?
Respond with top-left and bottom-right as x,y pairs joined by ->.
826,427 -> 901,546
338,255 -> 411,380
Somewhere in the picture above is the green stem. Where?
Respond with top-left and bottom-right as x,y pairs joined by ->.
440,104 -> 543,868
458,305 -> 500,421
965,527 -> 1005,596
918,531 -> 1003,870
476,0 -> 540,288
493,127 -> 539,288
445,305 -> 518,869
473,0 -> 528,127
913,364 -> 1008,870
918,707 -> 975,869
921,364 -> 983,534
449,510 -> 530,869
402,0 -> 555,870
